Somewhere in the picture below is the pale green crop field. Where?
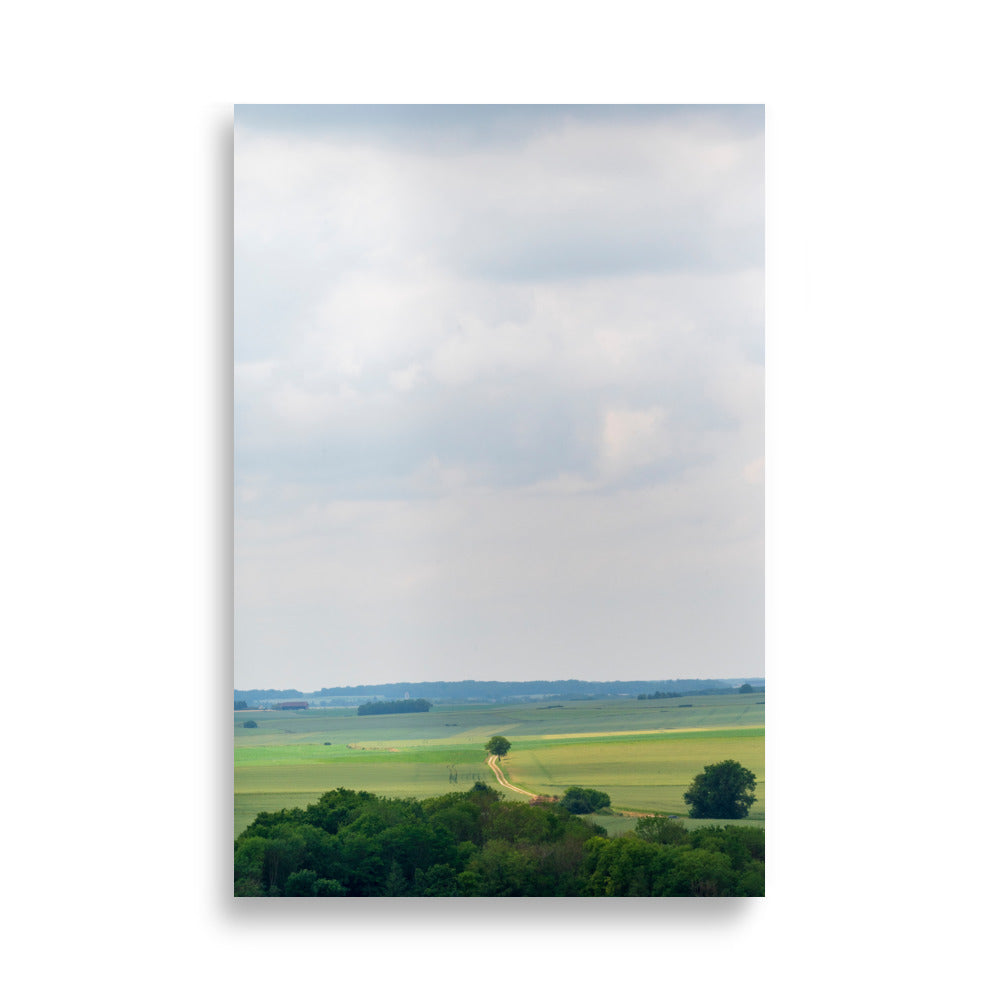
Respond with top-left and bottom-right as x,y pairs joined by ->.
234,744 -> 493,834
503,728 -> 764,818
234,694 -> 764,835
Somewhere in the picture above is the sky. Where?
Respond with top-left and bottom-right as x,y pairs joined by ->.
235,105 -> 764,692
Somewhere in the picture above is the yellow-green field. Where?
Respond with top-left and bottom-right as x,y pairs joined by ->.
234,693 -> 764,835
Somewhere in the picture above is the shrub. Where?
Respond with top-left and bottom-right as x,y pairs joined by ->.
561,786 -> 611,814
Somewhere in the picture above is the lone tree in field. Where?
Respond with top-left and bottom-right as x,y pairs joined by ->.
683,759 -> 757,819
485,735 -> 511,758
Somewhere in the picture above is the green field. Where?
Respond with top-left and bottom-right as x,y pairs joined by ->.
234,694 -> 764,835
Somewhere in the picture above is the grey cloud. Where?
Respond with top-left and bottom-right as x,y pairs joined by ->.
235,104 -> 763,156
450,222 -> 763,284
234,106 -> 763,689
235,354 -> 745,517
235,108 -> 763,292
413,138 -> 762,282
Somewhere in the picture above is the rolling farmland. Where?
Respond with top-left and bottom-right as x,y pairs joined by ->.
234,693 -> 764,835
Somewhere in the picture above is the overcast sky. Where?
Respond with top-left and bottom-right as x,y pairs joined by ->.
235,105 -> 763,692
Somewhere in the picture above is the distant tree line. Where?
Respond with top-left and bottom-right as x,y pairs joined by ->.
638,686 -> 761,700
234,678 -> 761,705
357,698 -> 431,716
234,783 -> 764,897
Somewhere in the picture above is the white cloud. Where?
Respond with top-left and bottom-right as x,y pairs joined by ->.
743,457 -> 765,485
600,405 -> 671,478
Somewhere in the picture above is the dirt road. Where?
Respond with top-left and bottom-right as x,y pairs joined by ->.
486,754 -> 534,797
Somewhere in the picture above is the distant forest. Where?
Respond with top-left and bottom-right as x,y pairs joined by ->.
235,677 -> 764,706
357,698 -> 431,716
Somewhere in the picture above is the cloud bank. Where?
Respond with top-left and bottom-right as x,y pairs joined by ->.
235,105 -> 763,690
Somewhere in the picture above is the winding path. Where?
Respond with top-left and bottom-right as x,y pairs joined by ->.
486,754 -> 535,797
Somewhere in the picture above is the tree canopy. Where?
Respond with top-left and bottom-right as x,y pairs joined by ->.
634,815 -> 688,844
234,784 -> 763,896
485,735 -> 511,757
683,759 -> 757,819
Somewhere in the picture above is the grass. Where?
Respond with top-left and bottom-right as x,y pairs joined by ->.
234,694 -> 764,835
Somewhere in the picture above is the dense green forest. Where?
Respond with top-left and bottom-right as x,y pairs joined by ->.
357,698 -> 431,716
234,784 -> 764,897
